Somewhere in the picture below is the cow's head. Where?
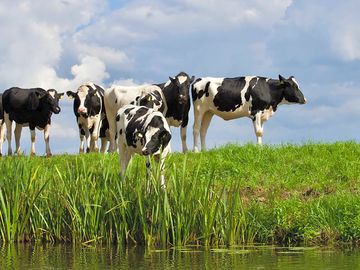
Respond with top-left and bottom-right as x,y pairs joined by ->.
168,72 -> 195,105
138,90 -> 165,113
67,83 -> 99,117
29,89 -> 63,114
46,89 -> 64,114
279,75 -> 307,104
137,115 -> 171,156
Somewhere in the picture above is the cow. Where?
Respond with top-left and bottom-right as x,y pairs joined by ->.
104,84 -> 163,153
116,104 -> 172,187
104,71 -> 194,153
191,75 -> 307,152
0,94 -> 5,156
2,87 -> 64,156
66,82 -> 108,153
150,72 -> 195,152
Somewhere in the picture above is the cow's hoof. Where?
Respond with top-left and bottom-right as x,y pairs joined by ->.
86,148 -> 90,153
30,152 -> 36,156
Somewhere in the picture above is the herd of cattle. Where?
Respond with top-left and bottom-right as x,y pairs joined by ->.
0,72 -> 306,182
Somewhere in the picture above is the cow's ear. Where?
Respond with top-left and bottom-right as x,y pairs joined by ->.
147,94 -> 153,102
190,76 -> 195,84
279,75 -> 286,83
169,76 -> 178,85
66,91 -> 76,99
57,93 -> 65,99
135,132 -> 143,140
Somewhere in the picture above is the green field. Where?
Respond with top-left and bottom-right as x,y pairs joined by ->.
0,142 -> 360,247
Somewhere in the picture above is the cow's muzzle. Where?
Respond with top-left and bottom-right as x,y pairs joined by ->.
78,107 -> 88,117
53,107 -> 61,114
179,94 -> 187,105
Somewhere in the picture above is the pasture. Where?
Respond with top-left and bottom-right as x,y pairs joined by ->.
0,142 -> 359,247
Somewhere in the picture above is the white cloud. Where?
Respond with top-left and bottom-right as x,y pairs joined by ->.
331,23 -> 360,61
0,0 -> 107,88
74,0 -> 293,48
75,43 -> 133,69
282,1 -> 360,62
1,0 -> 360,155
70,55 -> 110,86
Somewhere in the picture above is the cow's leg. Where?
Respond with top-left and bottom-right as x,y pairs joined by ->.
200,111 -> 214,151
4,113 -> 13,155
14,124 -> 22,155
108,114 -> 117,152
158,147 -> 169,189
180,126 -> 188,153
253,112 -> 264,145
78,125 -> 86,153
153,146 -> 169,189
44,124 -> 52,157
119,143 -> 130,178
30,128 -> 36,156
193,108 -> 205,153
100,138 -> 108,153
79,134 -> 85,153
84,129 -> 91,153
145,155 -> 151,190
0,122 -> 5,156
91,119 -> 100,152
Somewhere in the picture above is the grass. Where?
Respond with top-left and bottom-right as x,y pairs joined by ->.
0,142 -> 360,247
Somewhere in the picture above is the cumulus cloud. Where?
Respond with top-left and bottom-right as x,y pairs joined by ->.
75,44 -> 133,69
0,0 -> 108,89
1,0 -> 359,154
75,0 -> 293,46
280,1 -> 360,62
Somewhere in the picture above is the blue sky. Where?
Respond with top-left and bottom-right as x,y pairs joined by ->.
1,0 -> 360,155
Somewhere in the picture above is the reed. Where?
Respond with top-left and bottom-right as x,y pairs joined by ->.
0,142 -> 359,247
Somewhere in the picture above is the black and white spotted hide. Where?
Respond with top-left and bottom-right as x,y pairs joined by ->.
67,82 -> 108,153
116,105 -> 172,187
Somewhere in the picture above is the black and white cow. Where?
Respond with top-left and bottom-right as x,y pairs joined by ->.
0,94 -> 5,156
104,72 -> 194,153
152,72 -> 195,152
191,75 -> 307,151
104,84 -> 164,152
2,87 -> 64,156
66,82 -> 108,153
116,105 -> 172,187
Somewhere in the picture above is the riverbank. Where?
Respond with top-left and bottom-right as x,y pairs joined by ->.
0,142 -> 359,246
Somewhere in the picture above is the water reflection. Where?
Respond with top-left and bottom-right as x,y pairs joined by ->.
0,244 -> 359,269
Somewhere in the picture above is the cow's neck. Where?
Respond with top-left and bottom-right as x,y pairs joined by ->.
268,79 -> 286,111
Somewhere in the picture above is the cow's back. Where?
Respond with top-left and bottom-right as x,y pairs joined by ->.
192,76 -> 256,120
105,85 -> 160,112
3,87 -> 45,112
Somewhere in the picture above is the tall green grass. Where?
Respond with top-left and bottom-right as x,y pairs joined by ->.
0,142 -> 360,246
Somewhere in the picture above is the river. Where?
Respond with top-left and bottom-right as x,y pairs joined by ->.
1,244 -> 359,269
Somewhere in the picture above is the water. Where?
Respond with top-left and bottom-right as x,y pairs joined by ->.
1,244 -> 360,269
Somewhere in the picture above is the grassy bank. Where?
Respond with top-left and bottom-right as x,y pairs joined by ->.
0,142 -> 360,247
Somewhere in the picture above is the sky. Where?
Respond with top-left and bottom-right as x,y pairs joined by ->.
0,0 -> 360,155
